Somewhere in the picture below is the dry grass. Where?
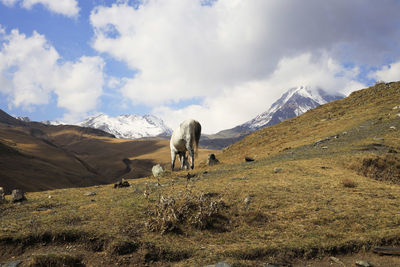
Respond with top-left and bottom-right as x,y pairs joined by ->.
1,82 -> 400,266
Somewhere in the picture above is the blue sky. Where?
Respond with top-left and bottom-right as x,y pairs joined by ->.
1,0 -> 400,133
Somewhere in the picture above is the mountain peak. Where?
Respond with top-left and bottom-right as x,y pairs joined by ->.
243,86 -> 344,130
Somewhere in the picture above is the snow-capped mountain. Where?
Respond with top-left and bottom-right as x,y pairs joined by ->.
241,86 -> 344,130
15,116 -> 31,122
200,86 -> 344,149
78,114 -> 172,139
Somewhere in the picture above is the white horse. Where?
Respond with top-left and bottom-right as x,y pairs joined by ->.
170,119 -> 201,170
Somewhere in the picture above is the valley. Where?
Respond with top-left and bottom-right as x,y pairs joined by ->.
0,82 -> 400,266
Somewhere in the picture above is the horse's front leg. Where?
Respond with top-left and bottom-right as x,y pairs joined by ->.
171,150 -> 177,171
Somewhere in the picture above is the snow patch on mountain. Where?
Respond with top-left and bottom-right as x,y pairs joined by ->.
78,114 -> 172,139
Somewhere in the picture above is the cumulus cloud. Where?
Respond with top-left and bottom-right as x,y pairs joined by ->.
90,0 -> 399,132
370,61 -> 400,83
1,0 -> 79,17
0,28 -> 104,122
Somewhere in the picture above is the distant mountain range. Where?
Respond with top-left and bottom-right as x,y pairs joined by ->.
39,114 -> 172,139
200,86 -> 344,149
14,86 -> 344,148
77,114 -> 172,139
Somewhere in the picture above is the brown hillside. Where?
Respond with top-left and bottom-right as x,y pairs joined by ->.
0,119 -> 215,193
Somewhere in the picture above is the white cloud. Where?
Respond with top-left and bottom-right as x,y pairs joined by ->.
154,53 -> 366,133
90,0 -> 400,98
370,61 -> 400,83
0,29 -> 104,122
1,0 -> 79,17
0,0 -> 17,7
90,0 -> 400,131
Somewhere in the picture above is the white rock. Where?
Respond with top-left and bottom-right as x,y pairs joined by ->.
152,164 -> 164,178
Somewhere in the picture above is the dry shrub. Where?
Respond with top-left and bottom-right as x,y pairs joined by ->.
342,179 -> 357,188
145,190 -> 229,234
356,154 -> 400,183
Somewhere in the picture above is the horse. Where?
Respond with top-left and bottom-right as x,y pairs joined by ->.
170,119 -> 201,170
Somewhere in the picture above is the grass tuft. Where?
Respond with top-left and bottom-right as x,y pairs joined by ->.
30,253 -> 84,267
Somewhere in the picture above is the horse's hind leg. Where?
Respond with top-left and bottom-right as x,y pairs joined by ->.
171,150 -> 177,171
187,147 -> 195,170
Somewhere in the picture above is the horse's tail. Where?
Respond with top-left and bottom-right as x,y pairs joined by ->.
191,120 -> 201,157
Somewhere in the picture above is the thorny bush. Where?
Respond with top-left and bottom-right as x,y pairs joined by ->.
145,188 -> 228,234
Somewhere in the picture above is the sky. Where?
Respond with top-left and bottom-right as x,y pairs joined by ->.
1,0 -> 400,134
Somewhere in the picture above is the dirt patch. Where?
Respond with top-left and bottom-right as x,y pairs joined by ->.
354,154 -> 400,184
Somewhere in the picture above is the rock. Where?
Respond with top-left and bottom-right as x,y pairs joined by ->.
114,179 -> 130,188
393,105 -> 400,110
207,154 -> 219,166
329,256 -> 344,265
390,126 -> 396,130
152,164 -> 164,178
245,156 -> 255,162
274,168 -> 282,173
355,260 -> 373,267
1,260 -> 23,267
84,192 -> 96,196
314,137 -> 330,146
0,187 -> 5,203
396,113 -> 400,118
11,189 -> 26,203
321,146 -> 328,149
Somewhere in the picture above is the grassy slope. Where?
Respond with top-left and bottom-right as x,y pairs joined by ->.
1,82 -> 400,266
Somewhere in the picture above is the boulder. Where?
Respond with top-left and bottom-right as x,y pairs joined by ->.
152,164 -> 164,178
114,179 -> 130,188
11,189 -> 26,203
207,154 -> 219,166
245,156 -> 255,162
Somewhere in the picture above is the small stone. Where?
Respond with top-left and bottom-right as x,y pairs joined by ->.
11,189 -> 26,203
396,113 -> 400,118
393,105 -> 400,110
355,260 -> 373,267
273,168 -> 282,173
84,192 -> 96,196
321,146 -> 328,149
390,126 -> 396,130
329,256 -> 343,265
152,164 -> 164,178
245,156 -> 255,162
114,179 -> 130,188
48,195 -> 52,199
342,131 -> 348,135
244,195 -> 252,206
2,260 -> 23,267
207,154 -> 219,166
